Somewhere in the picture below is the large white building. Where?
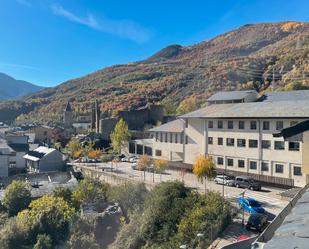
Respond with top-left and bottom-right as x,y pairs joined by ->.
132,90 -> 309,187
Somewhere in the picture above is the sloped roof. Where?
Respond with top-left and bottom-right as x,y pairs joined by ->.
207,90 -> 258,102
262,90 -> 309,102
8,143 -> 29,152
23,146 -> 56,161
149,119 -> 184,133
180,100 -> 309,119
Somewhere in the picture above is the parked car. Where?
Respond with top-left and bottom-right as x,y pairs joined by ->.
129,156 -> 138,163
214,175 -> 234,186
234,176 -> 261,190
246,213 -> 268,232
238,197 -> 265,214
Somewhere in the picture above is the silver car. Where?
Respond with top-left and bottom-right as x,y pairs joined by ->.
214,175 -> 234,186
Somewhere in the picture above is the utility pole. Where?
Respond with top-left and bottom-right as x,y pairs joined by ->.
272,67 -> 275,92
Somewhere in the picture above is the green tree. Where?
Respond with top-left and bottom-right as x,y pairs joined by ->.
108,183 -> 148,222
33,234 -> 53,249
193,155 -> 215,194
67,233 -> 100,249
52,186 -> 73,206
17,196 -> 76,244
162,97 -> 177,115
2,180 -> 31,216
176,96 -> 197,115
110,118 -> 130,154
72,178 -> 109,208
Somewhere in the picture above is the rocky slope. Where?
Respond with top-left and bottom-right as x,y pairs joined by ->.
0,21 -> 308,124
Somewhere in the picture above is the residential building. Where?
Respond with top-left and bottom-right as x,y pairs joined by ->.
23,146 -> 64,173
132,90 -> 309,187
0,139 -> 14,177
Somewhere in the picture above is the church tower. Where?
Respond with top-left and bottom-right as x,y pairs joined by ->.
95,100 -> 101,133
63,101 -> 73,128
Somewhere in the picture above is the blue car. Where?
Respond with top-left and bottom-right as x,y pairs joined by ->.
238,197 -> 265,214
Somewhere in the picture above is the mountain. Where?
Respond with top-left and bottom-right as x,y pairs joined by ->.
0,73 -> 43,100
0,21 -> 308,124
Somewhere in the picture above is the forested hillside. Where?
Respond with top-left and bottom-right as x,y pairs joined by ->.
0,21 -> 308,124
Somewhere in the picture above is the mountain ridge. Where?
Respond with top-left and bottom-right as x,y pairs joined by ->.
0,21 -> 308,124
0,72 -> 43,100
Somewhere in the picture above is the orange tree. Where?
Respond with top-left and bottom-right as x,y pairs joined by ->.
193,155 -> 215,194
154,159 -> 169,181
138,155 -> 152,181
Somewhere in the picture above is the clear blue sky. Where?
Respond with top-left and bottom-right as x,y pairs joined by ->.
0,0 -> 308,87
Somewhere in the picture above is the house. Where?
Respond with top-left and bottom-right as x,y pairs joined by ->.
131,90 -> 309,187
0,139 -> 14,177
23,146 -> 64,173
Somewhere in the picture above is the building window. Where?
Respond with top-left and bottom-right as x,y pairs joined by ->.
249,139 -> 258,148
228,121 -> 234,129
226,138 -> 235,146
217,137 -> 223,145
293,166 -> 302,176
276,121 -> 284,130
289,142 -> 300,151
263,121 -> 270,130
227,158 -> 234,166
217,157 -> 224,165
208,137 -> 213,145
275,164 -> 284,173
175,134 -> 178,143
155,150 -> 162,156
160,133 -> 163,142
164,133 -> 168,143
180,133 -> 184,144
185,135 -> 188,144
261,162 -> 269,172
274,141 -> 285,150
250,121 -> 257,130
170,133 -> 173,143
262,140 -> 271,149
239,121 -> 245,129
155,133 -> 158,141
217,121 -> 223,129
249,161 -> 257,170
185,119 -> 188,128
237,139 -> 246,147
208,121 -> 213,128
238,160 -> 245,168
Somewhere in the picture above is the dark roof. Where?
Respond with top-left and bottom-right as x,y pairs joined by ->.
207,90 -> 258,102
64,101 -> 72,112
273,120 -> 309,140
8,143 -> 29,152
27,150 -> 46,159
262,90 -> 309,102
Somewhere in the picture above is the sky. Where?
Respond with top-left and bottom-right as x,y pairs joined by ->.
0,0 -> 308,87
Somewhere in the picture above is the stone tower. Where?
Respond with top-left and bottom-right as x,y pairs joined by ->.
63,101 -> 73,128
91,103 -> 96,130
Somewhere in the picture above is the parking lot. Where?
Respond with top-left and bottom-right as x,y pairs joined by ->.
73,161 -> 289,216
